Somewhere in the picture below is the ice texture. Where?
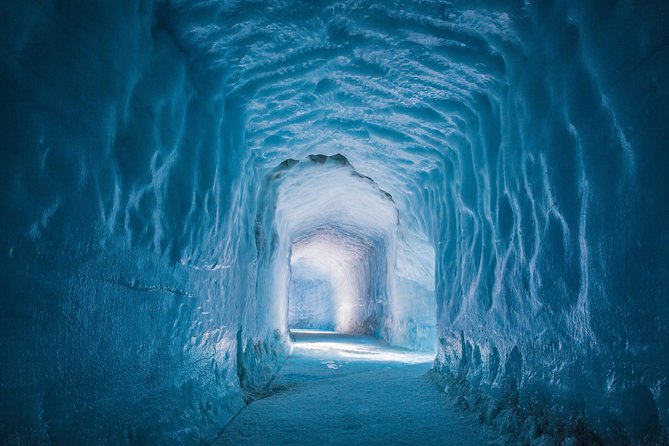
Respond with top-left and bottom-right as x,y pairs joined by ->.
1,0 -> 668,444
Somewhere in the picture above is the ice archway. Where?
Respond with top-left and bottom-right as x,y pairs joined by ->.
259,154 -> 435,346
1,0 -> 668,444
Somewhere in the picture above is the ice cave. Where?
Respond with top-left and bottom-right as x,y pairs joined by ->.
1,1 -> 668,444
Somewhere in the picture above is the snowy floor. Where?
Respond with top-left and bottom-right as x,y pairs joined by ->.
215,330 -> 499,445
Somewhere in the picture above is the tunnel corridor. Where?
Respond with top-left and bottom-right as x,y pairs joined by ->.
1,0 -> 669,445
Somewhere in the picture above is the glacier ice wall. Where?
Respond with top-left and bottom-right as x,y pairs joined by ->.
1,0 -> 669,444
0,2 -> 277,443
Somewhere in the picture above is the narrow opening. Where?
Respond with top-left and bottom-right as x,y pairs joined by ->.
286,228 -> 438,353
287,230 -> 386,337
270,154 -> 437,352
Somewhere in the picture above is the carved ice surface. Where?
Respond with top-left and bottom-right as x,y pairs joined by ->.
1,0 -> 668,444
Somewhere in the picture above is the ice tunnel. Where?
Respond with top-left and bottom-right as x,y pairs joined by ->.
1,0 -> 668,444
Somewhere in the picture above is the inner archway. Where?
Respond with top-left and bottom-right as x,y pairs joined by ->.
265,154 -> 437,350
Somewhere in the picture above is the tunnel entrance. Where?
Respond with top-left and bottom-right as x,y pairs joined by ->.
257,154 -> 437,351
286,228 -> 389,336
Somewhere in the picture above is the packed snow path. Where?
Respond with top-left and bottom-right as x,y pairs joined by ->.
216,330 -> 498,445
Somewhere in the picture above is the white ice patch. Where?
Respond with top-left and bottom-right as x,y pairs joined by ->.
292,330 -> 434,364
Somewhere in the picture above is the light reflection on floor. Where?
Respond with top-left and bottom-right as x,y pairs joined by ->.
290,329 -> 435,364
218,329 -> 499,445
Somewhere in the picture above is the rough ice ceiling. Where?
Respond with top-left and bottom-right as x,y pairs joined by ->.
1,0 -> 668,444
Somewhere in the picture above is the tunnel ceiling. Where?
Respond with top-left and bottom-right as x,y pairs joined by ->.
164,0 -> 515,228
274,154 -> 398,241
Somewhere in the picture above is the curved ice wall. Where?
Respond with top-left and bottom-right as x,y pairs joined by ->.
1,0 -> 668,444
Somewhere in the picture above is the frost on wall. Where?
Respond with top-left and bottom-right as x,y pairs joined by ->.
0,2 -> 279,443
427,2 -> 669,444
1,0 -> 669,444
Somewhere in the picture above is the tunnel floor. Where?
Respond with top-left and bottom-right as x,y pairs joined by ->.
216,330 -> 498,445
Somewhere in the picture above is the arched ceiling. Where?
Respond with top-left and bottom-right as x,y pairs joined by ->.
162,0 -> 520,237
